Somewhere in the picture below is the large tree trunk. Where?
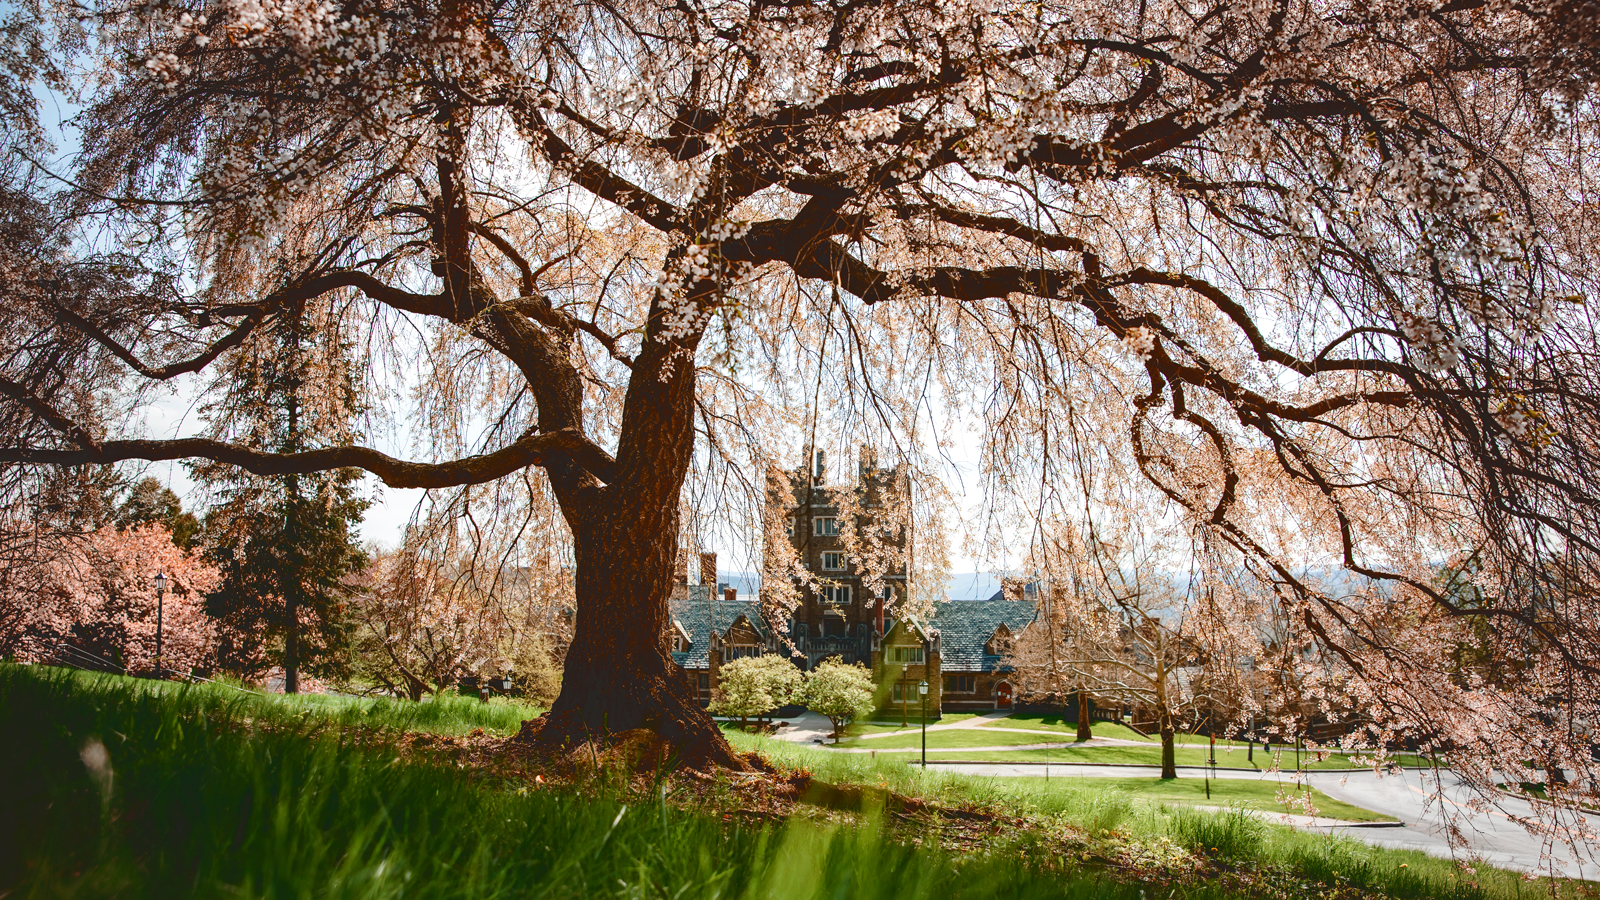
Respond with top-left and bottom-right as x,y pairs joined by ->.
1076,692 -> 1093,742
535,518 -> 742,769
522,286 -> 745,771
1159,709 -> 1177,779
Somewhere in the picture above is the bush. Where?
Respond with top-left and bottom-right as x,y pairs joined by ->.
710,654 -> 803,728
800,657 -> 874,741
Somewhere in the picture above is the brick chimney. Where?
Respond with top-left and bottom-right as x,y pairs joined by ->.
673,548 -> 688,585
723,586 -> 737,604
699,551 -> 717,588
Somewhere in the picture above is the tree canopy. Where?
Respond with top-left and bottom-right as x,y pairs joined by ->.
2,0 -> 1599,789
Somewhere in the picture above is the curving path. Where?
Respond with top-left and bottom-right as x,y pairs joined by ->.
921,761 -> 1600,879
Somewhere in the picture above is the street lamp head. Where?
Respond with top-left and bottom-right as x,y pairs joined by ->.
918,680 -> 928,695
153,571 -> 168,595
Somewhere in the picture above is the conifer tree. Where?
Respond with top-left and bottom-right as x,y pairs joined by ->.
196,301 -> 369,691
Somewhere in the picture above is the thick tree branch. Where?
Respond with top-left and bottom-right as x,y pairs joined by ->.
0,427 -> 618,488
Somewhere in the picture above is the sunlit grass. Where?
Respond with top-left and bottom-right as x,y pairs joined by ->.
869,744 -> 1434,770
0,665 -> 1562,900
999,775 -> 1393,823
0,665 -> 1159,900
729,732 -> 1549,900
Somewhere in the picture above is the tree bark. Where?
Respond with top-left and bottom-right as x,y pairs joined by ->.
533,515 -> 743,768
1160,714 -> 1177,779
1076,691 -> 1093,742
284,587 -> 300,695
527,289 -> 745,771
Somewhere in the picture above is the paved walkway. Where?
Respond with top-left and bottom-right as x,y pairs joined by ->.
765,715 -> 1600,876
767,711 -> 838,744
922,762 -> 1600,879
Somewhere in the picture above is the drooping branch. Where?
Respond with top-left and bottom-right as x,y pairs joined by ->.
0,427 -> 617,489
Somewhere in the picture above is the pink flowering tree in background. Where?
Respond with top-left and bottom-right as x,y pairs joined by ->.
5,524 -> 220,675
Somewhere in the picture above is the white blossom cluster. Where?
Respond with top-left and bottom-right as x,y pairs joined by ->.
841,108 -> 900,143
1123,326 -> 1157,361
1395,308 -> 1462,373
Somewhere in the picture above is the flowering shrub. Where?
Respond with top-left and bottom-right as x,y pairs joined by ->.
2,524 -> 220,674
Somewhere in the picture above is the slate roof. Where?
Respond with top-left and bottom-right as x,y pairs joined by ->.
669,586 -> 772,670
929,599 -> 1038,673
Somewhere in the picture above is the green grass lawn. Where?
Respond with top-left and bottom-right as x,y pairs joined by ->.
0,665 -> 1555,900
997,776 -> 1393,823
834,726 -> 1069,749
730,732 -> 1559,899
3,665 -> 1162,900
39,664 -> 548,734
986,714 -> 1248,745
853,743 -> 1432,771
846,712 -> 981,734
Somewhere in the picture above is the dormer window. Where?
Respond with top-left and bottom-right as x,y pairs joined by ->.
672,634 -> 689,653
813,517 -> 840,536
985,623 -> 1015,656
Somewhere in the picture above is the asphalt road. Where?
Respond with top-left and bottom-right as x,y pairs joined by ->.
921,761 -> 1600,879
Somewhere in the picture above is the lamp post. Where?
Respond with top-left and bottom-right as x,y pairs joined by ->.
152,571 -> 168,680
918,680 -> 929,768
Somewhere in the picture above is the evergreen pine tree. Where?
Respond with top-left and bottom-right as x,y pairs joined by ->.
195,300 -> 369,691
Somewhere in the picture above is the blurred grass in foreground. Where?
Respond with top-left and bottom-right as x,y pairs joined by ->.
0,665 -> 1568,900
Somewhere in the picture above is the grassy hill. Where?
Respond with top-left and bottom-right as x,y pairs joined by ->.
0,665 -> 1573,900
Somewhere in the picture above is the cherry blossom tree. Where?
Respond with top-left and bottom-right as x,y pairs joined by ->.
3,0 -> 1600,780
1,523 -> 219,674
349,540 -> 569,702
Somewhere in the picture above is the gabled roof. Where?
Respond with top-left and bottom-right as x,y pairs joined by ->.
668,586 -> 773,670
929,599 -> 1038,673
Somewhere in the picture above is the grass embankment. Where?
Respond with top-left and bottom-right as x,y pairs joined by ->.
848,712 -> 982,733
838,725 -> 1430,769
738,729 -> 1389,822
1001,776 -> 1390,823
0,665 -> 1566,900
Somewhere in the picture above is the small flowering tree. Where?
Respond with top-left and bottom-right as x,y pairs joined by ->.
800,657 -> 875,743
710,654 -> 804,730
3,524 -> 219,674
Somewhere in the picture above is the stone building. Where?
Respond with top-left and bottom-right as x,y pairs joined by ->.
774,447 -> 913,670
665,551 -> 780,706
768,448 -> 1043,718
668,449 -> 1051,717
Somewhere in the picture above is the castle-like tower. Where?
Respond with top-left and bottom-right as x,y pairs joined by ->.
774,446 -> 910,670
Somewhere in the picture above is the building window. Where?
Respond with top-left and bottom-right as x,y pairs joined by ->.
672,635 -> 689,653
821,584 -> 851,606
727,645 -> 762,660
944,674 -> 975,693
697,673 -> 710,693
891,682 -> 905,702
822,551 -> 846,570
813,517 -> 840,536
888,646 -> 924,664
